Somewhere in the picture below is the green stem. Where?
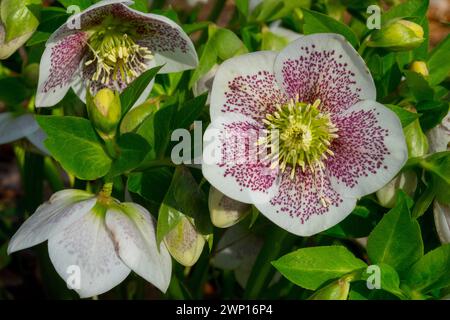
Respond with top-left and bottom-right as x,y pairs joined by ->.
104,137 -> 119,159
135,158 -> 175,171
243,224 -> 297,299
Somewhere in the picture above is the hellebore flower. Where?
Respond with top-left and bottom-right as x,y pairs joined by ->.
8,188 -> 172,298
0,112 -> 48,154
202,34 -> 408,236
36,0 -> 198,108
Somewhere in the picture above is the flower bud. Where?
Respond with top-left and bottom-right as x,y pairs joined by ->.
86,88 -> 121,140
309,276 -> 351,300
209,186 -> 251,228
426,111 -> 449,154
434,201 -> 450,244
164,216 -> 205,267
0,0 -> 39,59
404,118 -> 429,158
368,19 -> 424,51
409,61 -> 429,77
376,171 -> 417,208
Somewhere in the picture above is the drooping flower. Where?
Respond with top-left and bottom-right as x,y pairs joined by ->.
209,186 -> 251,228
0,112 -> 48,154
8,187 -> 171,298
36,0 -> 198,108
202,34 -> 408,236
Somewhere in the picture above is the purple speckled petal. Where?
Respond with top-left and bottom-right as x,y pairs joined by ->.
274,33 -> 376,114
210,51 -> 287,123
202,118 -> 280,205
119,7 -> 198,73
327,100 -> 408,198
48,211 -> 131,298
36,32 -> 89,107
255,169 -> 357,236
47,0 -> 133,44
105,203 -> 172,293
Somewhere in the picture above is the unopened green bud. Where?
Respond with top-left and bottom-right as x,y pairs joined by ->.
87,88 -> 121,140
309,276 -> 351,300
404,119 -> 429,158
376,171 -> 417,208
209,186 -> 251,228
164,216 -> 205,267
0,0 -> 39,59
368,19 -> 424,51
410,61 -> 429,77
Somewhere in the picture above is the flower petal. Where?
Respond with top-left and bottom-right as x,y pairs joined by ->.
7,190 -> 95,254
105,203 -> 172,293
26,128 -> 50,155
255,170 -> 357,236
434,201 -> 450,244
202,118 -> 279,205
327,100 -> 408,198
115,6 -> 198,73
274,33 -> 375,113
0,113 -> 39,144
35,32 -> 89,107
46,0 -> 133,43
209,186 -> 251,228
48,211 -> 130,298
210,51 -> 286,123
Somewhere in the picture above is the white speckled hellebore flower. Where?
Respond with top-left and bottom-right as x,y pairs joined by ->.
8,188 -> 171,298
35,0 -> 198,107
202,34 -> 408,236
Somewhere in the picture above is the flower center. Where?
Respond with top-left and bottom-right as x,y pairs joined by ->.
85,26 -> 154,85
261,97 -> 338,179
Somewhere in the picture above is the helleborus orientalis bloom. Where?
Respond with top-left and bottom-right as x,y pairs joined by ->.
36,0 -> 198,108
202,33 -> 408,236
0,112 -> 48,154
8,188 -> 171,298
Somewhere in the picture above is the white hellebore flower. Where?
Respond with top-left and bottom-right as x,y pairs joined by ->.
202,34 -> 408,236
0,112 -> 48,154
36,0 -> 198,108
8,188 -> 172,298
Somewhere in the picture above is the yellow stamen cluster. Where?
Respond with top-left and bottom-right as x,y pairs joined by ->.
259,97 -> 338,180
85,29 -> 154,85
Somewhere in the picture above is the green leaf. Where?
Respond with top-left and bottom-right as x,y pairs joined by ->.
36,116 -> 112,180
302,9 -> 359,47
157,167 -> 213,246
419,152 -> 450,185
0,77 -> 29,105
404,71 -> 434,102
384,104 -> 419,127
252,0 -> 311,22
175,93 -> 207,129
382,0 -> 428,24
405,244 -> 450,293
189,25 -> 247,88
108,133 -> 150,177
357,263 -> 404,299
367,192 -> 423,274
120,65 -> 162,115
416,100 -> 449,131
272,246 -> 367,290
128,168 -> 173,207
428,35 -> 450,86
26,31 -> 51,46
1,0 -> 40,42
